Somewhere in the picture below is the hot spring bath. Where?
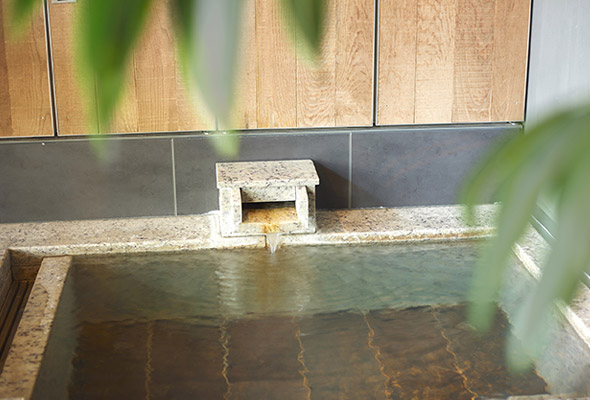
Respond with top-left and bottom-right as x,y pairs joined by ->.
0,207 -> 589,399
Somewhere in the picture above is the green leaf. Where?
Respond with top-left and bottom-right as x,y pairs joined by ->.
77,0 -> 153,132
171,0 -> 243,128
9,0 -> 39,34
208,132 -> 240,159
507,154 -> 590,371
282,0 -> 327,61
462,104 -> 590,332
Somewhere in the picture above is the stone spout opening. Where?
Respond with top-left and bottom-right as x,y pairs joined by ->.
216,160 -> 319,238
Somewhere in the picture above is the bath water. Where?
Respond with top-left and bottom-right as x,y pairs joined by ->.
33,241 -> 549,399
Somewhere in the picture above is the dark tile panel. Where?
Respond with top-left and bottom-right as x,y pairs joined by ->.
351,125 -> 520,207
174,133 -> 350,215
0,138 -> 174,223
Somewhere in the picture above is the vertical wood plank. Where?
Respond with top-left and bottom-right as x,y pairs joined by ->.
134,0 -> 178,133
415,0 -> 457,124
377,0 -> 418,125
49,2 -> 98,135
335,0 -> 374,127
2,1 -> 51,136
451,0 -> 494,122
134,0 -> 214,133
491,0 -> 530,121
255,0 -> 297,129
296,0 -> 336,128
175,72 -> 216,132
0,2 -> 13,135
226,0 -> 257,130
104,59 -> 139,133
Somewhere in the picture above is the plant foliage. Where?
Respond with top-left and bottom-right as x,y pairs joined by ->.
462,103 -> 590,369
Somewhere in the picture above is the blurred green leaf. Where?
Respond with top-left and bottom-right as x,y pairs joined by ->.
208,132 -> 240,159
508,154 -> 590,370
9,0 -> 39,34
171,0 -> 243,127
77,0 -> 153,132
462,103 -> 590,368
282,0 -> 326,61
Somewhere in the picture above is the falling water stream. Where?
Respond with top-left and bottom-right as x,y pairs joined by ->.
265,233 -> 281,254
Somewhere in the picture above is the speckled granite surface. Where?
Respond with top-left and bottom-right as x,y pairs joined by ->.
0,205 -> 589,399
0,256 -> 71,400
0,205 -> 497,263
216,160 -> 319,236
216,160 -> 319,188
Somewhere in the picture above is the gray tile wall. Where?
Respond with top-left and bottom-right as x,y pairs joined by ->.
0,124 -> 520,223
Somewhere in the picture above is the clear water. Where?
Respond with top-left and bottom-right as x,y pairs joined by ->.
33,241 -> 549,399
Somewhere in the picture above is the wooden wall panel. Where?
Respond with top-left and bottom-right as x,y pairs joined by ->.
491,0 -> 530,121
452,0 -> 494,122
134,0 -> 177,133
255,0 -> 297,129
232,0 -> 374,130
415,0 -> 457,123
49,3 -> 98,135
377,0 -> 417,125
49,0 -> 374,134
296,0 -> 336,128
0,1 -> 52,137
50,0 -> 213,135
335,0 -> 374,127
378,0 -> 530,125
227,0 -> 258,130
0,2 -> 12,135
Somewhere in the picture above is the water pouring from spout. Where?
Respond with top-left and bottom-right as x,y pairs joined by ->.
265,233 -> 281,254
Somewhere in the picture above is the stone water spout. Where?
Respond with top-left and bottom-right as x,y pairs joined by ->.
216,160 -> 320,246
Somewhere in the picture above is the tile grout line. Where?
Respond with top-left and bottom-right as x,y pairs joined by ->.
348,132 -> 353,208
171,138 -> 178,216
372,0 -> 380,126
43,1 -> 59,136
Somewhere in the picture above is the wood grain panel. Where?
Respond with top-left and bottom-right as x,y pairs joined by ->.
296,0 -> 336,128
451,0 -> 494,122
227,0 -> 257,130
255,0 -> 297,128
134,0 -> 214,133
0,2 -> 12,135
134,0 -> 178,133
492,0 -> 530,121
377,0 -> 418,125
105,60 -> 139,134
415,0 -> 457,124
175,72 -> 215,132
51,0 -> 213,135
0,1 -> 51,136
335,0 -> 374,127
49,2 -> 98,135
378,0 -> 529,125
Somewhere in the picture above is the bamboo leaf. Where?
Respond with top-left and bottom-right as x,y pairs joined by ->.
507,154 -> 590,371
171,0 -> 243,127
282,0 -> 327,60
77,0 -> 153,132
9,0 -> 39,34
463,104 -> 590,332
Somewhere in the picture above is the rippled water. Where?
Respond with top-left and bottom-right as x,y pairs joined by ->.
33,241 -> 550,399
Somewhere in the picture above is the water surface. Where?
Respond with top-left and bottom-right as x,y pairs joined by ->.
34,241 -> 549,399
